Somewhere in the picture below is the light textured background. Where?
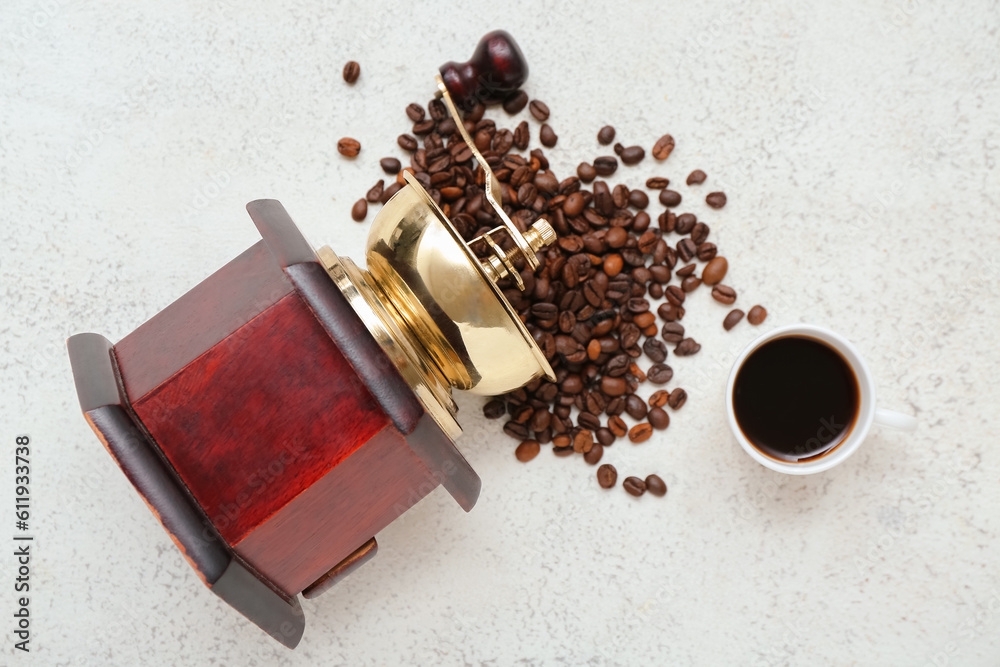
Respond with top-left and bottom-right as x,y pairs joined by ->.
2,1 -> 999,665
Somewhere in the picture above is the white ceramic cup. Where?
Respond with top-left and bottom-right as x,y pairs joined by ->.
725,323 -> 917,475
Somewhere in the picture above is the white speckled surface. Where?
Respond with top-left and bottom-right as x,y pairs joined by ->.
2,1 -> 999,665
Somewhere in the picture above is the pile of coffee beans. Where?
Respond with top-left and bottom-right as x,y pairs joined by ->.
347,85 -> 768,498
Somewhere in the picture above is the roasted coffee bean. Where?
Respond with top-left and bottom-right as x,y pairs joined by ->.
659,189 -> 682,207
503,420 -> 529,439
681,276 -> 701,292
601,376 -> 627,397
577,162 -> 597,182
661,322 -> 685,343
529,99 -> 550,121
342,60 -> 360,84
594,156 -> 618,176
596,427 -> 615,446
515,440 -> 540,462
652,134 -> 675,160
706,191 -> 727,208
645,474 -> 667,496
351,198 -> 367,222
696,242 -> 717,262
748,305 -> 768,325
584,443 -> 604,465
608,415 -> 628,438
647,363 -> 673,385
553,445 -> 574,457
723,309 -> 745,330
676,238 -> 697,262
623,476 -> 646,496
513,120 -> 530,150
711,284 -> 737,304
366,180 -> 384,202
675,213 -> 696,235
573,429 -> 594,453
675,338 -> 701,356
628,423 -> 653,443
690,222 -> 710,244
483,399 -> 506,419
667,388 -> 687,409
658,211 -> 676,233
380,157 -> 401,174
702,256 -> 728,285
629,189 -> 649,209
686,169 -> 707,185
605,354 -> 630,378
646,177 -> 670,189
620,145 -> 645,165
612,184 -> 629,209
666,285 -> 686,306
540,124 -> 558,147
657,303 -> 684,322
648,407 -> 670,430
643,338 -> 668,363
676,263 -> 697,278
397,134 -> 418,151
503,90 -> 529,114
613,142 -> 624,155
597,464 -> 618,488
405,102 -> 425,122
648,390 -> 669,408
579,411 -> 602,431
337,137 -> 361,157
531,302 -> 558,318
626,394 -> 648,420
530,409 -> 551,432
597,125 -> 616,145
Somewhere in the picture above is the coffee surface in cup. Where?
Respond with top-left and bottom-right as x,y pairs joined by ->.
733,335 -> 859,462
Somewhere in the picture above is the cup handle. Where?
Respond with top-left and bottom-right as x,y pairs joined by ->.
874,408 -> 917,431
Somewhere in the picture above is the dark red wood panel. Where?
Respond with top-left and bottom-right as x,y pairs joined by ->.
131,292 -> 387,545
234,422 -> 438,595
116,240 -> 294,399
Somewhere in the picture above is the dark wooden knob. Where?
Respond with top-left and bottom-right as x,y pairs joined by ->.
439,30 -> 528,110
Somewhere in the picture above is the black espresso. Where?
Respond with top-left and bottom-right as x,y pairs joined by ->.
733,335 -> 859,462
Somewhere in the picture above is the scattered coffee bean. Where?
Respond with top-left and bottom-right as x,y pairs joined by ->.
613,142 -> 624,155
686,169 -> 706,185
620,146 -> 645,165
648,407 -> 670,430
647,363 -> 673,384
702,256 -> 728,285
573,429 -> 594,454
597,464 -> 618,488
397,134 -> 418,151
503,90 -> 529,114
584,443 -> 604,465
661,322 -> 685,343
577,162 -> 597,182
667,388 -> 687,410
406,103 -> 425,122
643,338 -> 668,363
366,180 -> 384,202
597,125 -> 616,144
594,156 -> 618,176
540,124 -> 558,147
706,191 -> 727,208
529,99 -> 550,121
675,213 -> 696,235
645,474 -> 667,496
748,305 -> 768,325
711,284 -> 737,305
626,394 -> 648,420
337,137 -> 361,157
652,134 -> 675,160
351,198 -> 367,222
380,157 -> 401,174
723,309 -> 745,330
628,423 -> 653,443
503,420 -> 529,439
659,190 -> 682,207
696,242 -> 717,262
681,276 -> 701,292
675,338 -> 701,356
646,177 -> 669,189
342,60 -> 360,84
515,440 -> 540,462
690,222 -> 710,245
623,476 -> 647,496
483,399 -> 505,419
